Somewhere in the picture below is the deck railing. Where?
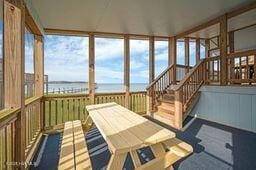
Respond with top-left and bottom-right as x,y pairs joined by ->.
205,56 -> 220,84
0,96 -> 43,169
43,91 -> 147,129
227,50 -> 256,84
0,109 -> 18,170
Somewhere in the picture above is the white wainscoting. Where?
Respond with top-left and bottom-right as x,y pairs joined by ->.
191,86 -> 256,133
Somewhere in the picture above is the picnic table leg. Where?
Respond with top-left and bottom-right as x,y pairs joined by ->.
131,150 -> 141,168
107,153 -> 127,170
150,143 -> 175,170
83,115 -> 93,131
150,143 -> 166,157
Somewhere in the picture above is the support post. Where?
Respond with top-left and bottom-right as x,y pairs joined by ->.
196,38 -> 200,64
185,37 -> 190,73
124,35 -> 130,109
229,31 -> 235,80
220,14 -> 228,85
34,35 -> 44,131
147,36 -> 154,115
34,35 -> 44,97
4,0 -> 26,167
89,33 -> 95,104
149,36 -> 155,83
169,37 -> 176,84
205,39 -> 210,58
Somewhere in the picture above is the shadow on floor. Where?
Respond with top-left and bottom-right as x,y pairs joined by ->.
31,116 -> 256,170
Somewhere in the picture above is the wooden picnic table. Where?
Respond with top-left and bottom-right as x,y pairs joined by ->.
86,102 -> 192,170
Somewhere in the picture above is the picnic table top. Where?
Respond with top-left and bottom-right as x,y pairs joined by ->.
86,102 -> 175,154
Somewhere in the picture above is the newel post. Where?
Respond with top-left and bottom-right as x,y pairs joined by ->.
146,89 -> 153,116
174,89 -> 183,129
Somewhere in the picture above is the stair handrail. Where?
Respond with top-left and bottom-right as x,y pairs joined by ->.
173,59 -> 205,129
175,60 -> 205,91
146,64 -> 175,112
146,64 -> 174,90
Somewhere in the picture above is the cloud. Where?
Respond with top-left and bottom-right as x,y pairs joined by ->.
43,35 -> 171,84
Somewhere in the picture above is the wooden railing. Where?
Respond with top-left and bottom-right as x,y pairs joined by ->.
227,50 -> 256,84
130,91 -> 147,114
43,91 -> 147,129
176,64 -> 191,81
43,94 -> 90,129
0,96 -> 43,169
24,97 -> 43,161
146,65 -> 175,112
0,108 -> 19,170
205,56 -> 220,84
174,60 -> 205,129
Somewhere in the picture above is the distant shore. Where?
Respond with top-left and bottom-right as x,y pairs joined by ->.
48,81 -> 88,84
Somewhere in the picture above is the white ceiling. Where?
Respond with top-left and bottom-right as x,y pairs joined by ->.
32,0 -> 256,37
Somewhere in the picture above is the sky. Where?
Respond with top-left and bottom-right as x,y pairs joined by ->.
24,34 -> 203,84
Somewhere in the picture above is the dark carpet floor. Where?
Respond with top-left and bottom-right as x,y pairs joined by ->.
30,116 -> 256,170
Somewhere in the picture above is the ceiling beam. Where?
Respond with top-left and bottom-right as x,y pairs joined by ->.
44,28 -> 170,39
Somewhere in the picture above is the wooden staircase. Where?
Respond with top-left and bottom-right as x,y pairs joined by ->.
154,87 -> 176,127
147,60 -> 205,129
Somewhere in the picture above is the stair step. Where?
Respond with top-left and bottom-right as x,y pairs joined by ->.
162,94 -> 175,101
157,105 -> 175,114
153,112 -> 175,126
166,85 -> 178,94
159,99 -> 174,106
155,111 -> 175,119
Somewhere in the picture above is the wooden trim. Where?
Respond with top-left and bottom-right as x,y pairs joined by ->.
220,15 -> 228,85
228,31 -> 234,79
205,39 -> 210,58
170,37 -> 177,84
176,17 -> 220,39
124,36 -> 130,108
0,108 -> 19,129
89,34 -> 95,104
34,35 -> 44,97
149,36 -> 155,83
25,96 -> 41,106
185,38 -> 189,73
227,49 -> 256,58
44,28 -> 170,39
25,132 -> 42,165
230,23 -> 256,33
196,38 -> 200,63
24,6 -> 43,35
168,37 -> 175,66
227,1 -> 256,19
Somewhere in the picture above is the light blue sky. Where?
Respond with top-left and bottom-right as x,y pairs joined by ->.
25,35 -> 204,83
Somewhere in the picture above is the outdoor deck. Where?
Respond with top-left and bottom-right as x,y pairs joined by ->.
30,116 -> 256,170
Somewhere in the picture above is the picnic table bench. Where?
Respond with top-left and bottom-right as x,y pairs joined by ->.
86,102 -> 193,170
58,120 -> 92,170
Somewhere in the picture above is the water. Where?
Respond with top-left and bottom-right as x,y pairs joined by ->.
46,83 -> 148,93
